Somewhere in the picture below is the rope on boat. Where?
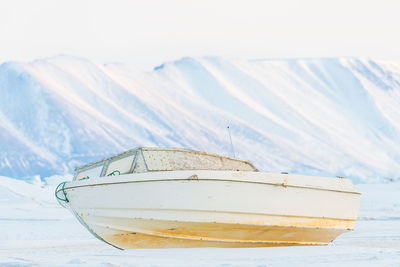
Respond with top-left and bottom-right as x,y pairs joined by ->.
107,170 -> 120,176
55,181 -> 69,202
79,176 -> 89,180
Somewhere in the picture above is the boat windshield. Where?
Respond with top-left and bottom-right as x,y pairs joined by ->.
105,154 -> 135,176
76,164 -> 103,180
73,147 -> 258,180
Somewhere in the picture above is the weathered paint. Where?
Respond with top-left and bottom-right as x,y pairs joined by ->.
85,217 -> 348,249
142,148 -> 257,172
57,148 -> 360,249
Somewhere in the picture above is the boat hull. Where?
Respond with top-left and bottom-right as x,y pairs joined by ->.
59,170 -> 360,249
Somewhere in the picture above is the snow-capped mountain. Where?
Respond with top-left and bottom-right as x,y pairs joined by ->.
1,55 -> 400,182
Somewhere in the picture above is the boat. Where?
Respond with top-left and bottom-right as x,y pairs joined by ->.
55,147 -> 360,249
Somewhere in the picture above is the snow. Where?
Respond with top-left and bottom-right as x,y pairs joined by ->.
2,56 -> 400,182
1,55 -> 400,264
0,176 -> 399,267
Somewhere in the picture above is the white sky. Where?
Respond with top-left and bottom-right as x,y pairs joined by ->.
1,0 -> 400,70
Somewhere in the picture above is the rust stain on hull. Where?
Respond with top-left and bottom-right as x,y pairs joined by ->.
106,231 -> 318,249
84,217 -> 351,249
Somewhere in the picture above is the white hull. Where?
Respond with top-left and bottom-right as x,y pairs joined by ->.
59,170 -> 360,249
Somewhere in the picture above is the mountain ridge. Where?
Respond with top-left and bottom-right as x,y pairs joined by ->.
1,55 -> 400,182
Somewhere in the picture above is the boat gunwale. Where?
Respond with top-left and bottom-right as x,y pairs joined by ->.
60,173 -> 361,195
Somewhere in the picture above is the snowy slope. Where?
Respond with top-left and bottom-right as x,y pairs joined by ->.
1,55 -> 400,182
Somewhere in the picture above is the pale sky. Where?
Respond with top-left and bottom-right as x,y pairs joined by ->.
1,0 -> 400,70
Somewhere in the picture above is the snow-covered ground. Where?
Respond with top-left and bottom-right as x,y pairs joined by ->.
1,176 -> 399,267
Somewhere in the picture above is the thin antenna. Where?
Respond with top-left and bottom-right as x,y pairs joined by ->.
227,126 -> 236,158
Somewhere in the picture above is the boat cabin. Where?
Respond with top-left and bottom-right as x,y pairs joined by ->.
73,147 -> 258,181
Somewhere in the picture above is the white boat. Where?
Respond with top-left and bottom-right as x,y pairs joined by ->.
55,147 -> 360,249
